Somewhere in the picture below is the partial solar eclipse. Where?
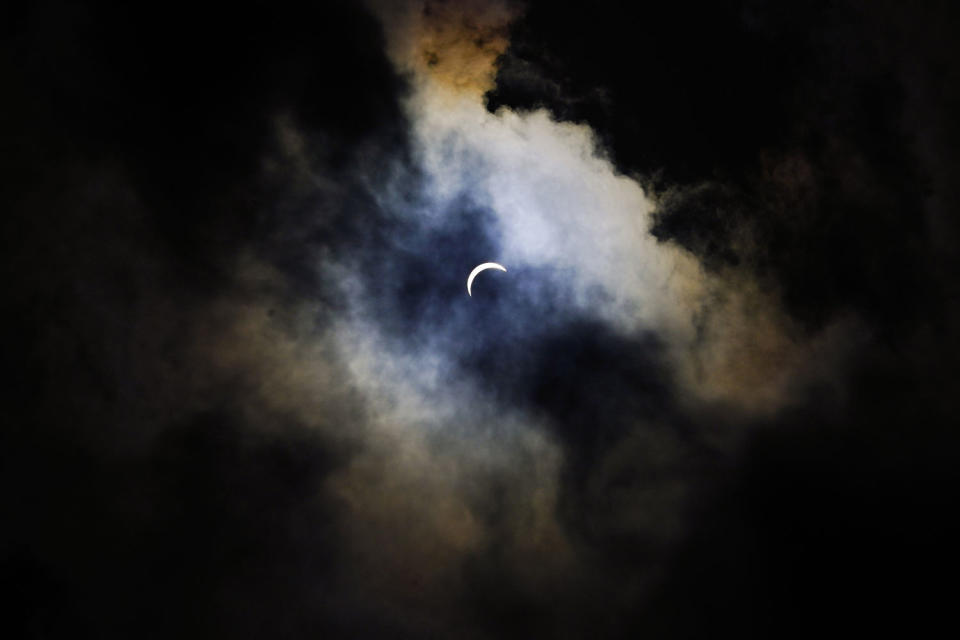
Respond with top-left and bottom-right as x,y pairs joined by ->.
467,262 -> 507,296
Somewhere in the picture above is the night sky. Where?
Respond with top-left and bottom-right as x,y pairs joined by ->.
4,1 -> 960,637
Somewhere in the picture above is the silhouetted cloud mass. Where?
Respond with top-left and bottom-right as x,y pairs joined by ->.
3,1 -> 960,637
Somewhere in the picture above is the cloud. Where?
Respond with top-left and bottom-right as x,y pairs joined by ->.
360,0 -> 847,420
8,1 -> 958,637
182,2 -> 865,630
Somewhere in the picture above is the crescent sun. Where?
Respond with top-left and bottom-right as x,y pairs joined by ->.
467,262 -> 507,297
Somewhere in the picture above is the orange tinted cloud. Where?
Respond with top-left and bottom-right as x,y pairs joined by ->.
375,0 -> 520,96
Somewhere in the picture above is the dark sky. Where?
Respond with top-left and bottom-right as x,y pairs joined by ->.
4,1 -> 960,637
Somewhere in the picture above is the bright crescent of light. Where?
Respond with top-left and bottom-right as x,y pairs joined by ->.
467,262 -> 507,297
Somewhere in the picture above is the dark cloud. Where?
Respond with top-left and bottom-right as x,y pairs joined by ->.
486,0 -> 799,182
2,0 -> 408,277
4,0 -> 960,637
488,0 -> 956,331
484,1 -> 960,635
2,1 -> 410,636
